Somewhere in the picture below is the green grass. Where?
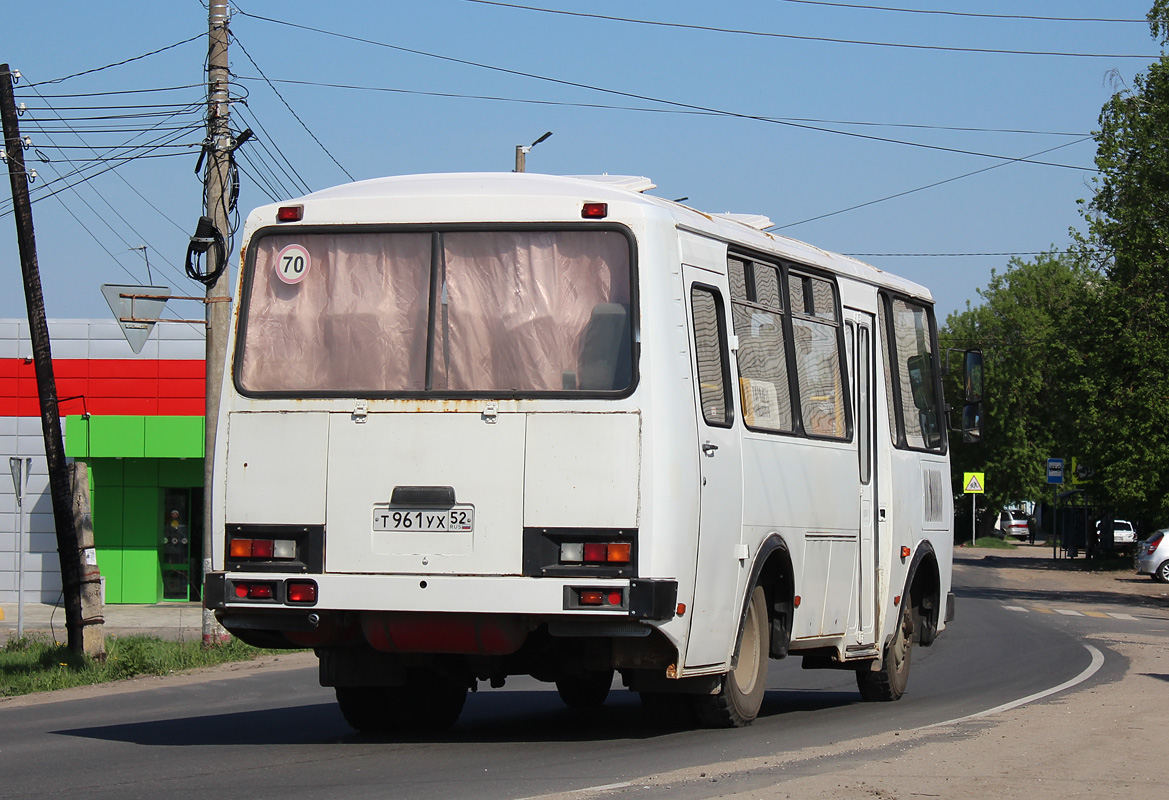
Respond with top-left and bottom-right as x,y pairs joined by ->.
0,633 -> 284,697
968,536 -> 1018,549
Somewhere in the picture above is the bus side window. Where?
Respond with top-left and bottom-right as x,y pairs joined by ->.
691,286 -> 733,427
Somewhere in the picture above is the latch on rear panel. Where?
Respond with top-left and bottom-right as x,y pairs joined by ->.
482,402 -> 498,424
353,400 -> 368,423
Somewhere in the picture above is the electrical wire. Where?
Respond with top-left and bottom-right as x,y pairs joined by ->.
236,75 -> 1088,138
233,11 -> 1095,171
230,31 -> 352,182
456,0 -> 1158,58
772,1 -> 1146,24
24,34 -> 206,87
773,136 -> 1094,229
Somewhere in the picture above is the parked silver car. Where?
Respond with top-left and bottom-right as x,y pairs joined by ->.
1137,529 -> 1169,582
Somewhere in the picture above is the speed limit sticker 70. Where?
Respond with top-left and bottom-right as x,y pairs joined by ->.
275,244 -> 311,284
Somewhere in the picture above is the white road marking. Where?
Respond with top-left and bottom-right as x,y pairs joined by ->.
922,644 -> 1105,729
1002,605 -> 1027,612
1055,609 -> 1082,616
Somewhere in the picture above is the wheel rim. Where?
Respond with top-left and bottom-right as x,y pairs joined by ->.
734,595 -> 762,694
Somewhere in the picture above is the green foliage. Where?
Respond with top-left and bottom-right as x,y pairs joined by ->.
0,633 -> 280,697
1067,7 -> 1169,521
942,252 -> 1092,516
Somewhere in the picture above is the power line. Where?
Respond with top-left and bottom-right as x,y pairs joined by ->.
230,31 -> 351,182
457,0 -> 1158,58
234,10 -> 1094,171
238,75 -> 1088,138
774,136 -> 1094,229
772,0 -> 1146,24
24,34 -> 205,87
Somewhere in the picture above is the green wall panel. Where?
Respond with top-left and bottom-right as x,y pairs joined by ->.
91,486 -> 124,549
121,548 -> 162,604
64,416 -> 89,457
89,416 -> 145,458
145,416 -> 204,459
91,458 -> 124,488
96,548 -> 123,605
123,458 -> 159,487
123,486 -> 160,549
159,458 -> 203,487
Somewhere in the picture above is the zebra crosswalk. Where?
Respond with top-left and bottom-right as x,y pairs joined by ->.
1002,604 -> 1138,620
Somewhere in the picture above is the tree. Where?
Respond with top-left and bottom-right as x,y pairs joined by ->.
942,253 -> 1091,528
1068,4 -> 1169,521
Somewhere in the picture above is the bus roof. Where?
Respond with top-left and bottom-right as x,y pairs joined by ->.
253,172 -> 934,303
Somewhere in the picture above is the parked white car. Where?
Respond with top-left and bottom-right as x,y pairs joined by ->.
1097,519 -> 1137,546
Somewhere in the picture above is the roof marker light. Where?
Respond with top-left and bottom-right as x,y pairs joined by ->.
581,202 -> 608,219
277,205 -> 303,222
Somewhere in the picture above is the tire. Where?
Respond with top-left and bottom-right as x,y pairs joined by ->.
556,669 -> 614,708
857,590 -> 914,702
335,686 -> 396,733
693,585 -> 770,728
1157,561 -> 1169,584
335,670 -> 467,734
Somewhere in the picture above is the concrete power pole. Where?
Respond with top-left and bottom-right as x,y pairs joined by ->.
202,1 -> 232,645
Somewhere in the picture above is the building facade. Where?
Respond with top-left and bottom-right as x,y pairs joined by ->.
1,319 -> 205,605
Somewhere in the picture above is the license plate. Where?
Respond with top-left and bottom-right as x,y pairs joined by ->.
373,505 -> 474,532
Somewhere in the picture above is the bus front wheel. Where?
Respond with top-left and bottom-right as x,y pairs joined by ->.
694,585 -> 770,728
857,590 -> 914,702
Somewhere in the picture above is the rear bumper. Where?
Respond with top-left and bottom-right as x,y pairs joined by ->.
204,571 -> 677,620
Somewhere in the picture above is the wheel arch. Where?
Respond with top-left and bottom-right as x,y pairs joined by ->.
743,533 -> 795,659
904,541 -> 941,647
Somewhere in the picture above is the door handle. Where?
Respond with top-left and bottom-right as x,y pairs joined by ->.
702,442 -> 719,456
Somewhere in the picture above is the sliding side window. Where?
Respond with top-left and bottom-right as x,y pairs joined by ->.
728,256 -> 793,432
789,272 -> 848,438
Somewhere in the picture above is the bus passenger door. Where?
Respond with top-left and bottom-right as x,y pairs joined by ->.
847,311 -> 878,647
682,270 -> 745,669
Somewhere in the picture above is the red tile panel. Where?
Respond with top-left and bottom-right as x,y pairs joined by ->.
1,358 -> 206,417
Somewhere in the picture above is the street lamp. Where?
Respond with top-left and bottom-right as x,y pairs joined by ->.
514,131 -> 552,173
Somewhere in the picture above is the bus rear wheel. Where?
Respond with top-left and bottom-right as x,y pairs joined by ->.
857,591 -> 914,702
694,585 -> 770,728
335,670 -> 467,734
556,669 -> 614,708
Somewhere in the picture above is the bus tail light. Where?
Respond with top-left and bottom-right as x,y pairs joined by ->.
229,537 -> 297,560
233,582 -> 276,600
286,580 -> 318,604
560,541 -> 632,565
566,586 -> 627,611
277,205 -> 303,222
581,202 -> 608,218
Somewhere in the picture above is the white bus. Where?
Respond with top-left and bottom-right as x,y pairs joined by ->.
205,172 -> 977,732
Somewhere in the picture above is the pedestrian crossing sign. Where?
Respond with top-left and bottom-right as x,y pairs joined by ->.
963,472 -> 985,494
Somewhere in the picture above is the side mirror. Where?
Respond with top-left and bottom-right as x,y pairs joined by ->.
964,349 -> 983,404
962,402 -> 982,444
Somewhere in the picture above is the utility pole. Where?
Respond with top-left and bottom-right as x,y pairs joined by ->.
1,64 -> 90,654
202,1 -> 232,645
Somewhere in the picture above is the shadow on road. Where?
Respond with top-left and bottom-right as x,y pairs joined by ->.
51,686 -> 861,747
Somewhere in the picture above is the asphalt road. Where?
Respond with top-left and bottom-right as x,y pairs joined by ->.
0,573 -> 1146,800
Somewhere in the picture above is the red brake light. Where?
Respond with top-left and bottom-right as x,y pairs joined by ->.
248,583 -> 274,600
607,591 -> 623,606
277,205 -> 303,222
581,202 -> 608,219
583,543 -> 608,563
234,583 -> 249,598
251,539 -> 275,559
287,581 -> 318,604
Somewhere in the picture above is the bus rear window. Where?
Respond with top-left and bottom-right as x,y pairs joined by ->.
237,228 -> 634,396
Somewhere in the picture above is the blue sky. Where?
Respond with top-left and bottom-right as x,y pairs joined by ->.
0,1 -> 1162,324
